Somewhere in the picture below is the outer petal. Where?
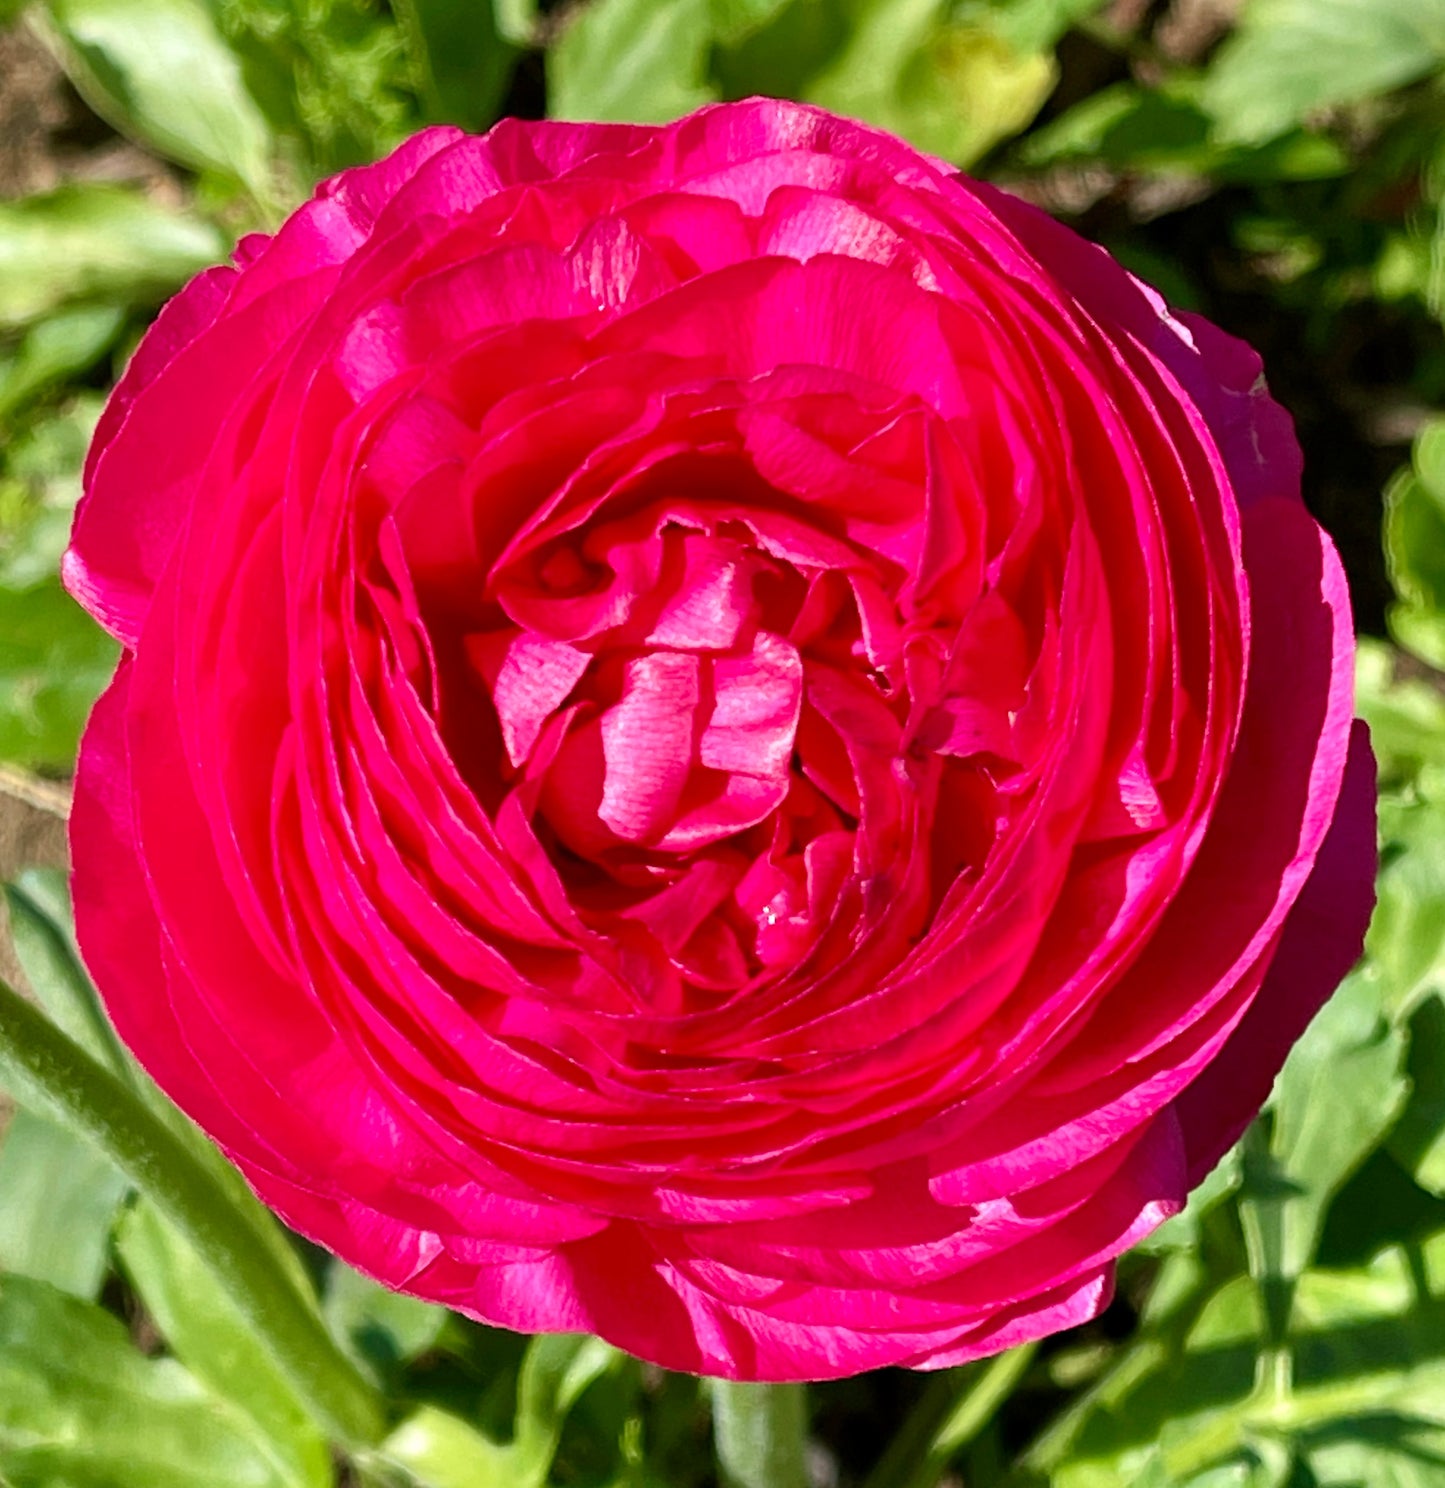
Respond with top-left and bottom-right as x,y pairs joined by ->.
1176,722 -> 1376,1181
63,127 -> 465,648
970,176 -> 1304,515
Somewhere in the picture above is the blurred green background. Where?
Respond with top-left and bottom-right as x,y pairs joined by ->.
5,1 -> 1445,1485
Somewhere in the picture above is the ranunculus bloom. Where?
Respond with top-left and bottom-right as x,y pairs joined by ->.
66,99 -> 1374,1381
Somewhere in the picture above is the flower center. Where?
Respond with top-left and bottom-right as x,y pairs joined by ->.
382,417 -> 1033,1008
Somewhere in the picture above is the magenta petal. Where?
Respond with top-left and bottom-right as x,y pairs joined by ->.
65,99 -> 1375,1383
470,630 -> 590,767
699,633 -> 803,781
1176,722 -> 1377,1182
67,273 -> 331,646
599,652 -> 701,842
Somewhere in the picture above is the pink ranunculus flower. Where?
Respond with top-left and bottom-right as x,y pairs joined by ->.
65,99 -> 1374,1381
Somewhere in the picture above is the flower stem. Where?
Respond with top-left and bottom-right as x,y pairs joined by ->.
711,1380 -> 810,1488
0,973 -> 386,1449
863,1343 -> 1037,1488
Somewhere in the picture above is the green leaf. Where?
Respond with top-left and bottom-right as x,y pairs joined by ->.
1050,1243 -> 1445,1486
494,0 -> 537,45
802,0 -> 1057,166
37,0 -> 277,201
1368,795 -> 1445,1018
1202,0 -> 1445,147
0,1272 -> 320,1488
4,871 -> 323,1310
1385,421 -> 1445,672
0,396 -> 101,592
1041,971 -> 1424,1486
549,0 -> 717,125
0,306 -> 125,425
1355,639 -> 1445,785
1390,994 -> 1445,1196
393,0 -> 518,130
1317,1148 -> 1445,1276
5,871 -> 131,1074
1306,1439 -> 1445,1488
324,1260 -> 447,1381
961,0 -> 1108,56
714,0 -> 1056,165
373,1333 -> 624,1487
1241,970 -> 1410,1323
116,1199 -> 331,1488
1019,80 -> 1349,182
1020,81 -> 1209,166
0,1107 -> 128,1299
707,0 -> 794,44
551,0 -> 1056,161
858,1344 -> 1036,1488
1137,1146 -> 1243,1258
378,1406 -> 513,1488
212,0 -> 417,179
0,577 -> 118,771
0,185 -> 225,332
513,1332 -> 625,1484
0,971 -> 384,1448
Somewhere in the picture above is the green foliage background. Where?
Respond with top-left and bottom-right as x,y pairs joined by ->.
2,1 -> 1445,1484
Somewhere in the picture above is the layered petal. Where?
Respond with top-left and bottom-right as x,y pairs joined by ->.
67,98 -> 1374,1382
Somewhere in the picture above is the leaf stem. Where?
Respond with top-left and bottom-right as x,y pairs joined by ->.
0,973 -> 386,1449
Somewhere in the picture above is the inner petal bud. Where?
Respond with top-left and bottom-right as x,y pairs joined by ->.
599,651 -> 702,841
468,629 -> 590,768
660,631 -> 804,850
699,632 -> 803,779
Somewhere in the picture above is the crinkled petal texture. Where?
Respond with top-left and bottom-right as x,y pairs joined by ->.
67,100 -> 1375,1381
